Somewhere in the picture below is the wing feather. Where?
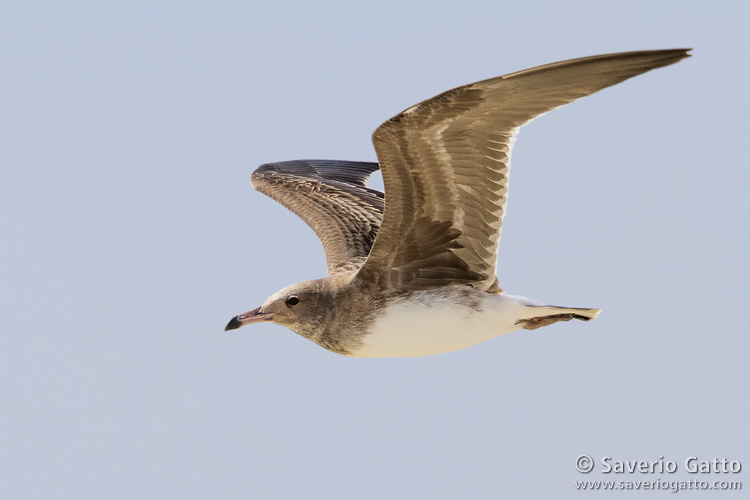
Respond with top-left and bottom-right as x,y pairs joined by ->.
251,160 -> 384,274
358,49 -> 691,290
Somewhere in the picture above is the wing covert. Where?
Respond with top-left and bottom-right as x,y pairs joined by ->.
251,160 -> 384,274
358,49 -> 691,291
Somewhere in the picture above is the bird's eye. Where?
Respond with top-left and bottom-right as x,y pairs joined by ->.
286,296 -> 300,307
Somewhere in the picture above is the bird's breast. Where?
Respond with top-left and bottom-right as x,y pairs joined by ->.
350,291 -> 536,358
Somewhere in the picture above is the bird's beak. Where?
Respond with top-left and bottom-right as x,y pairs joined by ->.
225,307 -> 274,331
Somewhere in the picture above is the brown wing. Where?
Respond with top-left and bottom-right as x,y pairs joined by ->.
251,160 -> 384,274
357,49 -> 691,291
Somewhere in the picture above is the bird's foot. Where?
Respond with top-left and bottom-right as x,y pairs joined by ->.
517,314 -> 577,330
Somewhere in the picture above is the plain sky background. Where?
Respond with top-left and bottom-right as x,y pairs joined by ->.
2,1 -> 748,498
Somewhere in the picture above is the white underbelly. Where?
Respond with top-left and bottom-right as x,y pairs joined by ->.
351,292 -> 540,358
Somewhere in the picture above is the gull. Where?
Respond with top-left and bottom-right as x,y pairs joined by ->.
225,49 -> 690,357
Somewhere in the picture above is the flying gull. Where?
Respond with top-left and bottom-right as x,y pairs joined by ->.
226,49 -> 691,357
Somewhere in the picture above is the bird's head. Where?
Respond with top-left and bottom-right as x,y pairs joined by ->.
225,279 -> 335,339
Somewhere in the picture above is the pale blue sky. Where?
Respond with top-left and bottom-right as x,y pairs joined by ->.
2,1 -> 748,498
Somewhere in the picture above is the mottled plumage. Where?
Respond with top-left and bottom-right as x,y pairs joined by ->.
251,160 -> 383,273
226,49 -> 691,357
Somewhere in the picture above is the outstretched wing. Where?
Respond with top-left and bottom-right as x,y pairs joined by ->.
357,49 -> 691,291
251,160 -> 384,274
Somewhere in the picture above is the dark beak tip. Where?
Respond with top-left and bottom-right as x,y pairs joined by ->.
225,316 -> 243,332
